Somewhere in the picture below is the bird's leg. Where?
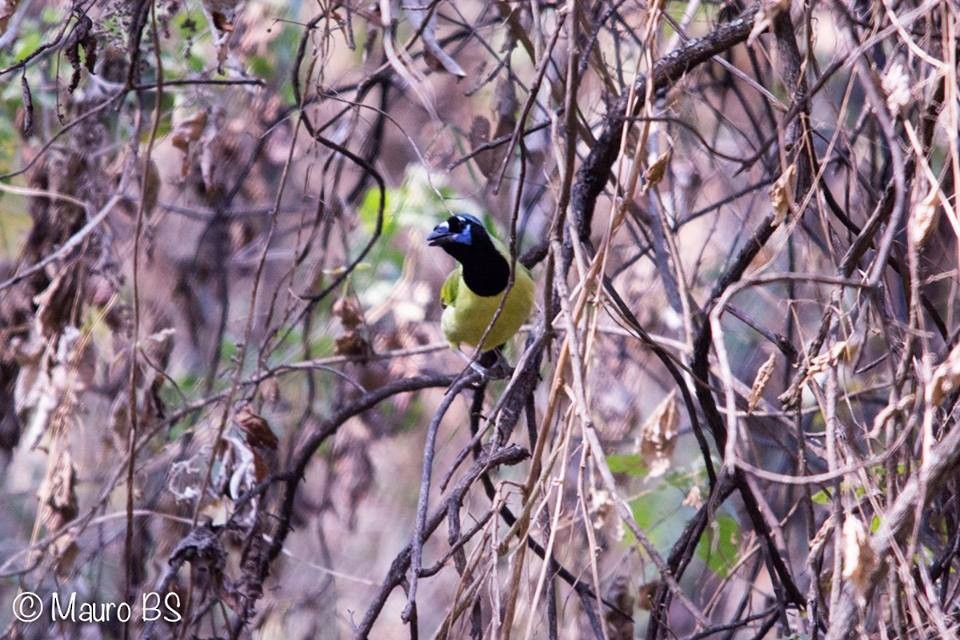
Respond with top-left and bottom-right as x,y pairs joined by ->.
454,347 -> 492,379
480,347 -> 513,379
454,347 -> 512,381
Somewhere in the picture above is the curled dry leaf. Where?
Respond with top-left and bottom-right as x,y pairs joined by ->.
333,296 -> 364,330
167,524 -> 236,607
636,580 -> 657,611
335,332 -> 370,357
929,342 -> 960,406
747,0 -> 789,46
171,110 -> 208,151
171,109 -> 209,178
201,0 -> 242,70
169,408 -> 277,525
589,489 -> 615,531
141,158 -> 160,218
38,448 -> 78,531
333,296 -> 370,356
909,183 -> 941,247
603,575 -> 634,640
841,515 -> 876,600
36,447 -> 79,578
682,485 -> 703,509
20,74 -> 33,137
747,352 -> 776,413
0,0 -> 19,35
882,63 -> 911,115
644,150 -> 672,189
63,14 -> 93,92
107,327 -> 174,445
806,339 -> 857,376
639,390 -> 678,478
15,324 -> 94,448
770,163 -> 797,226
235,405 -> 279,453
808,513 -> 835,559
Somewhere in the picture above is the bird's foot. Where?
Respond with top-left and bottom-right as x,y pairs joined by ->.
482,358 -> 513,380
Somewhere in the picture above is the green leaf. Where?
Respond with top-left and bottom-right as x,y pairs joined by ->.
628,484 -> 686,551
697,515 -> 740,577
358,186 -> 395,237
248,54 -> 272,77
811,489 -> 831,505
14,31 -> 42,61
607,453 -> 647,477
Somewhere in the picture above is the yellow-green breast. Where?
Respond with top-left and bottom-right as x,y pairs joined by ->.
439,264 -> 535,351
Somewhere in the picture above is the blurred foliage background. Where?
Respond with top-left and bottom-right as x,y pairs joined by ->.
0,0 -> 958,638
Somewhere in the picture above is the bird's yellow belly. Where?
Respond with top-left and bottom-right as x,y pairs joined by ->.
442,276 -> 534,351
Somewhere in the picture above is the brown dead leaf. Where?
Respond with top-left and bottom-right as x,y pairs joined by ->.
604,575 -> 634,640
20,74 -> 33,138
841,516 -> 876,600
808,514 -> 835,559
31,446 -> 79,578
929,342 -> 960,405
171,110 -> 207,151
682,485 -> 703,509
589,489 -> 617,534
235,405 -> 278,453
644,150 -> 672,188
0,0 -> 19,35
910,184 -> 941,247
333,296 -> 364,330
806,339 -> 857,377
172,110 -> 208,178
882,63 -> 910,115
201,0 -> 241,70
770,164 -> 797,226
39,448 -> 78,531
639,390 -> 678,478
211,10 -> 234,32
636,580 -> 657,611
747,353 -> 776,413
142,158 -> 160,218
335,331 -> 370,357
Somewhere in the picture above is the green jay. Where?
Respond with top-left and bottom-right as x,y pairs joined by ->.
426,214 -> 535,357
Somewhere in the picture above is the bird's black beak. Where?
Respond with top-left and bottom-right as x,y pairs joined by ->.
426,222 -> 452,246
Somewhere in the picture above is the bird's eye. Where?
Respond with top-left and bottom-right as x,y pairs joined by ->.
447,217 -> 462,232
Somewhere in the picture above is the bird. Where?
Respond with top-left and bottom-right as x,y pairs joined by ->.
426,213 -> 535,363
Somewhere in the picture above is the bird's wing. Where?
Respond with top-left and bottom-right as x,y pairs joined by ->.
439,268 -> 460,309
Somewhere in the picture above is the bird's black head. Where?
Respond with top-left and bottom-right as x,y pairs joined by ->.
426,214 -> 489,252
426,213 -> 509,296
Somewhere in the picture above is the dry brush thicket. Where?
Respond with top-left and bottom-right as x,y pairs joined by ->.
0,0 -> 958,638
